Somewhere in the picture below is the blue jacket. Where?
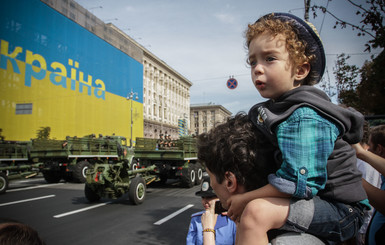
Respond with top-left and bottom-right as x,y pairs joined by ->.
186,211 -> 236,245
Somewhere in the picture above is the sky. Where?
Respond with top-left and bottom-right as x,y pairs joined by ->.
75,0 -> 376,115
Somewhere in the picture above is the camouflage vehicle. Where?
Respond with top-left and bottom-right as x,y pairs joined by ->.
83,135 -> 203,205
84,159 -> 157,205
0,140 -> 41,194
134,136 -> 203,188
31,134 -> 133,183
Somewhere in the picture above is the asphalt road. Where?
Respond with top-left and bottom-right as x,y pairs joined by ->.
0,176 -> 203,245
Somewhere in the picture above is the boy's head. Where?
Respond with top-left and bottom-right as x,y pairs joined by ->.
368,124 -> 385,158
197,113 -> 278,207
246,13 -> 325,88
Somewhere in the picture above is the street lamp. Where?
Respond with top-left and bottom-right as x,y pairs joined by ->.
127,90 -> 139,147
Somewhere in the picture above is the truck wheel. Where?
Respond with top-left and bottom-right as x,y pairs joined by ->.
84,184 -> 101,202
73,161 -> 90,183
0,173 -> 9,194
195,164 -> 203,185
182,165 -> 196,188
131,159 -> 139,171
129,176 -> 146,205
42,170 -> 61,183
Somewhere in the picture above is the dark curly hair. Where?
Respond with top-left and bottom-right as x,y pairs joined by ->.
197,112 -> 278,191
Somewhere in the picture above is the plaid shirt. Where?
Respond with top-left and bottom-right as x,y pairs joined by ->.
269,106 -> 340,198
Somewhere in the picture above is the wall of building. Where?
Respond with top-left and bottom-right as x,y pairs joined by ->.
0,0 -> 143,141
190,104 -> 232,135
142,54 -> 191,139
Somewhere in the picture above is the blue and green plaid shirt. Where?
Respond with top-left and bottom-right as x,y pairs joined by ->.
269,106 -> 340,198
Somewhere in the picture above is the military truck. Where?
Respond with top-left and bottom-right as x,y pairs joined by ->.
83,135 -> 203,204
134,136 -> 203,188
0,140 -> 41,194
31,135 -> 133,184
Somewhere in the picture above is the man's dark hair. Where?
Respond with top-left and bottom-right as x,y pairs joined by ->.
0,219 -> 45,245
197,112 -> 278,191
370,124 -> 385,149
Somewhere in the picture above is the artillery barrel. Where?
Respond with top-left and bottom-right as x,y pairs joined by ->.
126,165 -> 156,176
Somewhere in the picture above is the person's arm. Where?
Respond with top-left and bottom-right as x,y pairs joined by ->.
201,199 -> 218,245
352,143 -> 385,176
271,107 -> 338,198
362,179 -> 385,215
226,183 -> 290,221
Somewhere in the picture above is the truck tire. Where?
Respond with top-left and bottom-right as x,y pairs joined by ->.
73,161 -> 90,183
195,163 -> 203,185
129,176 -> 146,205
131,159 -> 139,171
182,165 -> 196,188
0,172 -> 9,194
84,184 -> 101,202
42,170 -> 61,183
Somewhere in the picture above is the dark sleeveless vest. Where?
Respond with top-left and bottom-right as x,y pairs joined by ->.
249,86 -> 367,203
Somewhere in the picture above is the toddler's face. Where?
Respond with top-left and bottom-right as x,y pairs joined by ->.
248,33 -> 299,99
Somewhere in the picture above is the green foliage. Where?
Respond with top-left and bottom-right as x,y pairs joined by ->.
36,127 -> 51,139
312,0 -> 385,115
312,0 -> 384,52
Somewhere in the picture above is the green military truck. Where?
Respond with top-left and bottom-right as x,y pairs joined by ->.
83,135 -> 203,205
0,140 -> 41,194
31,135 -> 133,184
134,136 -> 203,188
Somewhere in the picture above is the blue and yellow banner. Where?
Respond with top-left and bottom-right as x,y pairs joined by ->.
0,0 -> 143,141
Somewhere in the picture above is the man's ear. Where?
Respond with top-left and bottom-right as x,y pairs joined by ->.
224,171 -> 237,193
294,62 -> 311,81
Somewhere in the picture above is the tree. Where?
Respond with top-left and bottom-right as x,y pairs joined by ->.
312,0 -> 385,115
312,0 -> 384,52
36,127 -> 51,139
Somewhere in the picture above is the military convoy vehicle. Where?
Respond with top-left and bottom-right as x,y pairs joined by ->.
134,136 -> 203,187
83,136 -> 203,205
0,135 -> 134,193
31,135 -> 132,184
0,140 -> 41,194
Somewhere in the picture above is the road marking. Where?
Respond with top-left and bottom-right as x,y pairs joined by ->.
7,183 -> 64,192
0,195 -> 55,207
154,204 -> 194,225
54,202 -> 112,218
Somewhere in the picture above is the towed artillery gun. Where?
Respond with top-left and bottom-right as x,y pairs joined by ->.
83,135 -> 204,205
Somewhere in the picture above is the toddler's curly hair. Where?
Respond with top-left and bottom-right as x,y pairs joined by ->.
245,13 -> 319,85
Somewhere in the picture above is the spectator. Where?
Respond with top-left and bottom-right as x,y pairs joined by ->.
197,113 -> 325,244
355,122 -> 381,245
353,124 -> 385,245
186,175 -> 236,245
227,12 -> 368,244
0,219 -> 46,245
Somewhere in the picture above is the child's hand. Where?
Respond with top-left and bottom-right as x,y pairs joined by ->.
226,193 -> 248,222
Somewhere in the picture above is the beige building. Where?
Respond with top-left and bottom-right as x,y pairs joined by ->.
190,103 -> 232,136
142,54 -> 192,139
42,0 -> 192,140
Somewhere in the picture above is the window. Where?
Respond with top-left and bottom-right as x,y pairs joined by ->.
16,103 -> 32,114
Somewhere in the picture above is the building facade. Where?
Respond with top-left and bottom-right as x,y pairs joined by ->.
0,0 -> 192,143
190,103 -> 232,136
142,53 -> 191,140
